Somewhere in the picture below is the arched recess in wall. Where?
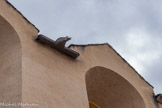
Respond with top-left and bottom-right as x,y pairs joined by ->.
85,66 -> 146,108
0,15 -> 22,102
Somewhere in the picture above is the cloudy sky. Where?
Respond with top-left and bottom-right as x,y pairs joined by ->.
8,0 -> 162,94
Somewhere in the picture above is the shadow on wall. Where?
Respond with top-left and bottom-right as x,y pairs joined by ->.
85,66 -> 146,108
89,101 -> 101,108
0,15 -> 22,103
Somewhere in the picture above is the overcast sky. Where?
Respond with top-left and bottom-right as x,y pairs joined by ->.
8,0 -> 162,94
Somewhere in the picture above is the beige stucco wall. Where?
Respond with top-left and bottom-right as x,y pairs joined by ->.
0,15 -> 22,107
0,0 -> 161,108
21,39 -> 158,108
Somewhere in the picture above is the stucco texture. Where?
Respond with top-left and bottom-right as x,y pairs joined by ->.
0,0 -> 161,108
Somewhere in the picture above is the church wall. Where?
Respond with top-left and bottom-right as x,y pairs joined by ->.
0,0 -> 160,108
20,34 -> 158,108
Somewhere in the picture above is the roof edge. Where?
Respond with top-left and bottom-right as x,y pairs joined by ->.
68,43 -> 108,48
6,0 -> 39,32
69,43 -> 154,88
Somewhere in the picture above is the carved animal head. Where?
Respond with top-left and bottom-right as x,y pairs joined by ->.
65,36 -> 71,41
55,36 -> 71,42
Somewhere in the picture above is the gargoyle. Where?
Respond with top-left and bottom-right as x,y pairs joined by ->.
36,35 -> 79,59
